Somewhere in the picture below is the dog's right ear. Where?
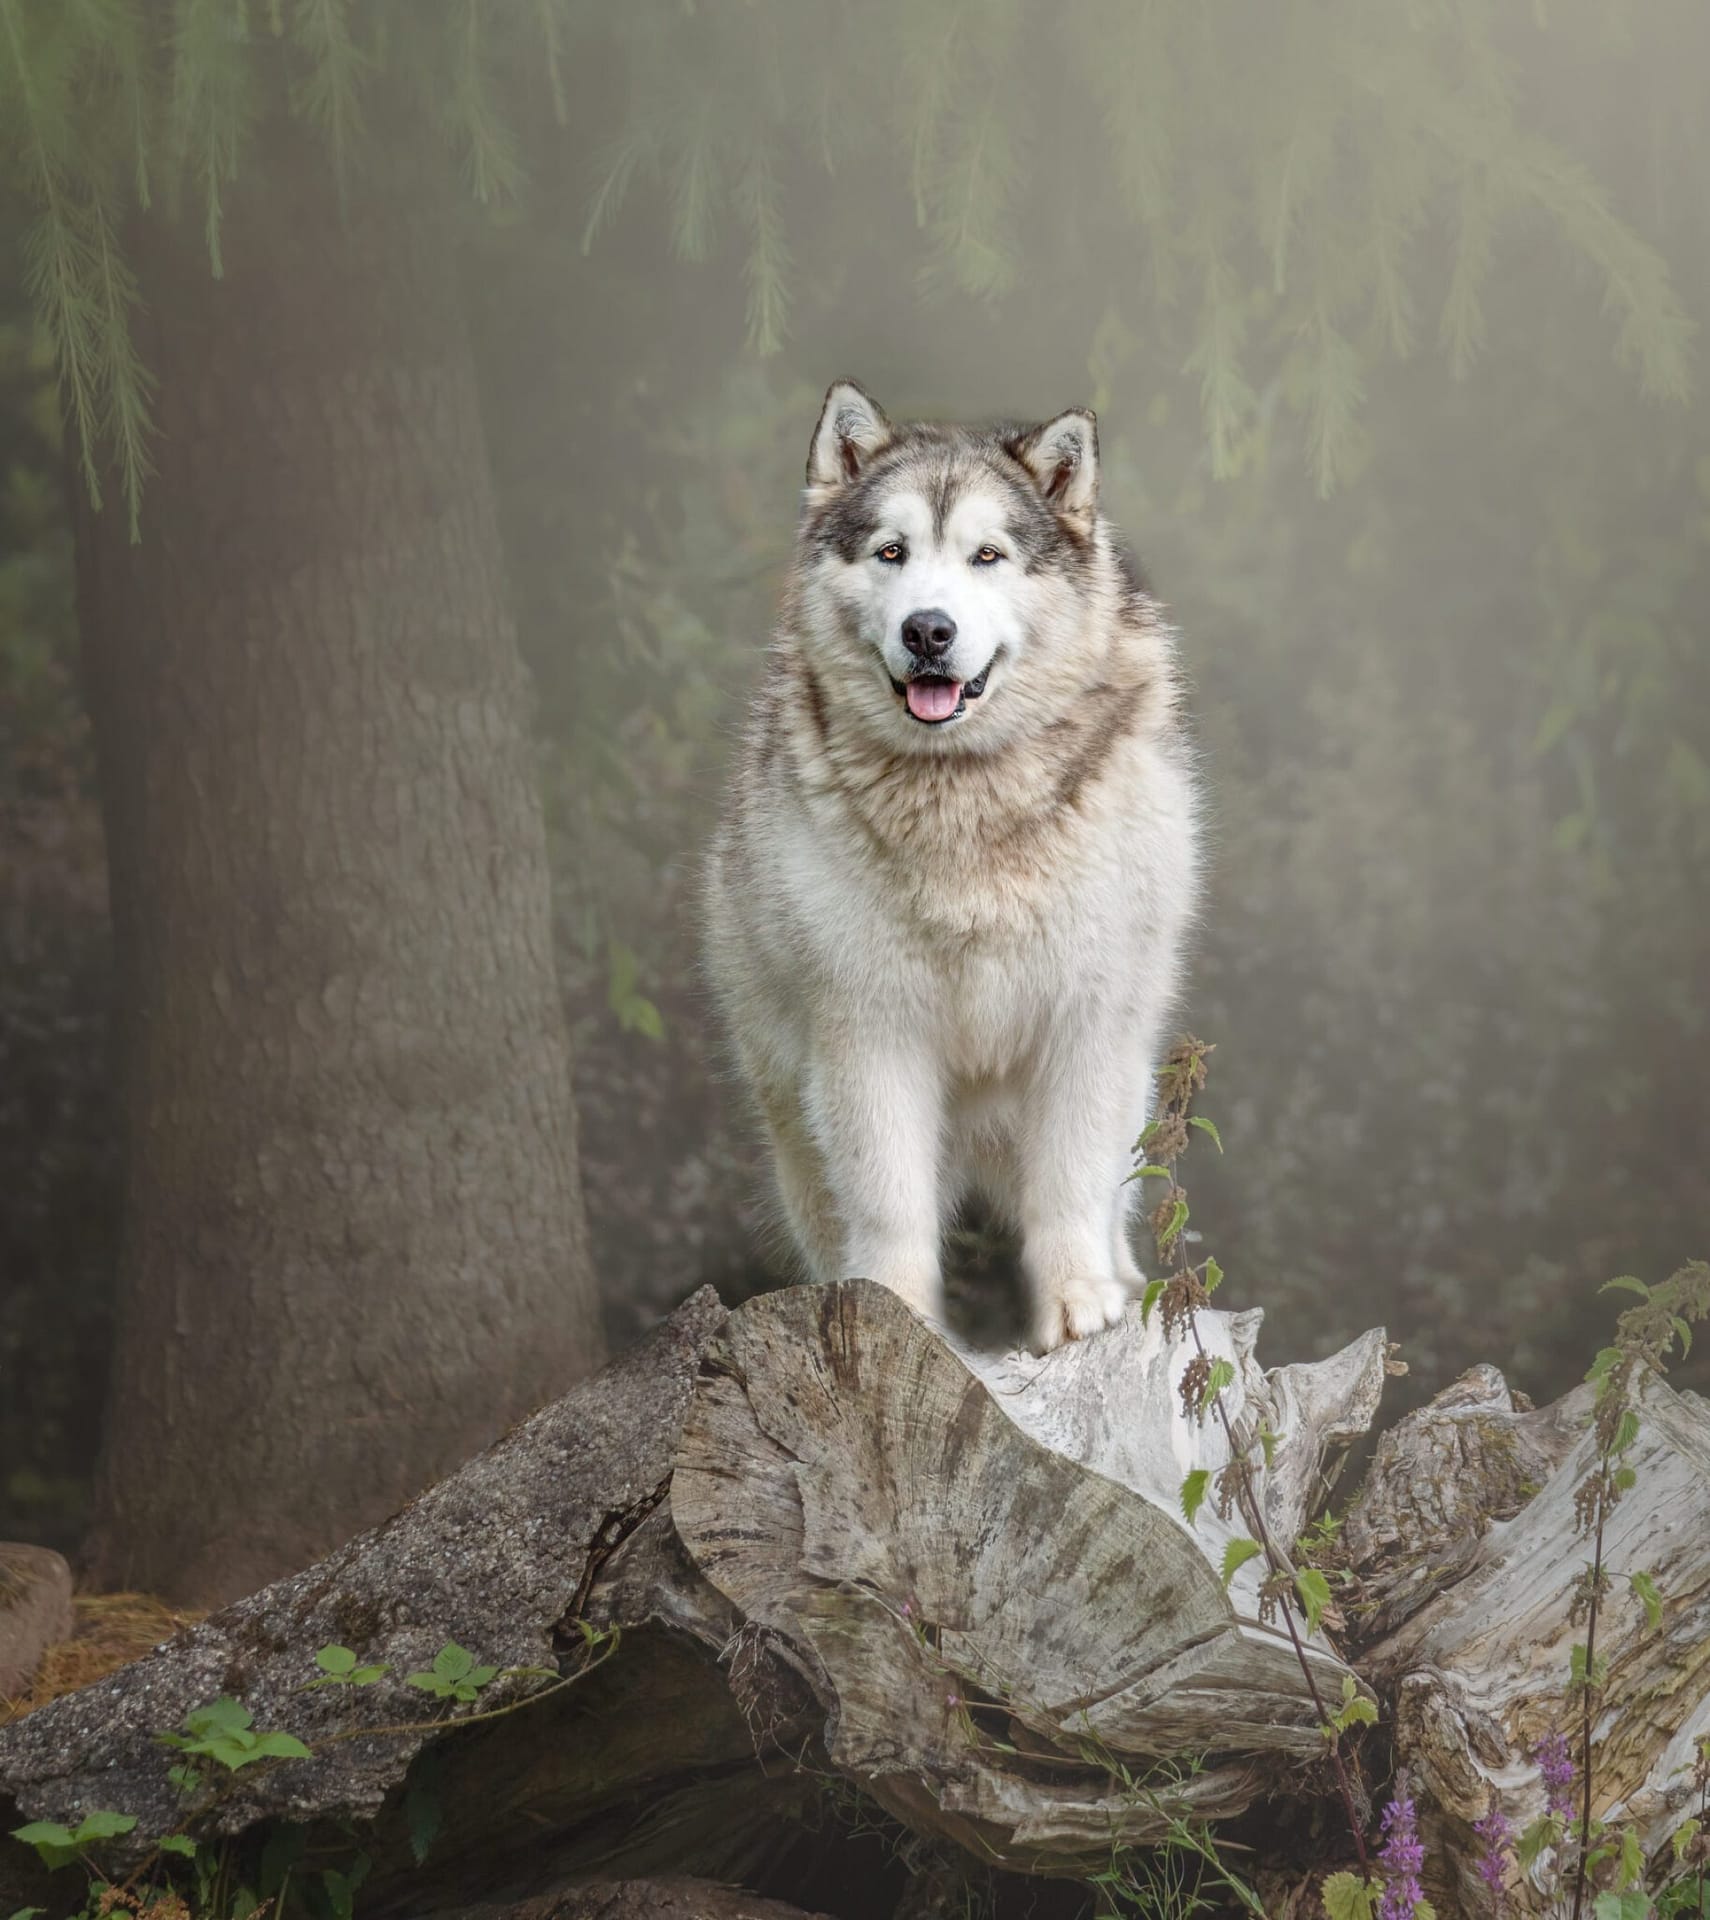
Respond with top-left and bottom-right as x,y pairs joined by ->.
808,380 -> 892,490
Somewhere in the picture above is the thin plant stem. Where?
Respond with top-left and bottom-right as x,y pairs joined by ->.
1161,1158 -> 1370,1872
1569,1492 -> 1608,1920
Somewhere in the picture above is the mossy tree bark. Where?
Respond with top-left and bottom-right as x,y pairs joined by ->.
74,97 -> 603,1605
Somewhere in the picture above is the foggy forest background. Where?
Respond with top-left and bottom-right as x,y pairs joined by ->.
1,1 -> 1707,1573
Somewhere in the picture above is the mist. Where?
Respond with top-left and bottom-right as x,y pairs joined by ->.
3,0 -> 1706,1555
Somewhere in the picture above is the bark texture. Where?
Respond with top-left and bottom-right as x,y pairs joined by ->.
1347,1365 -> 1710,1917
75,98 -> 601,1602
0,1282 -> 1381,1914
7,1281 -> 1708,1918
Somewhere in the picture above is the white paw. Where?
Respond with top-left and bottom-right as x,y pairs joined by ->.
1030,1274 -> 1127,1354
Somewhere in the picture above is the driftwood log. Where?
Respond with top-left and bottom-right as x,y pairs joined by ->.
3,1279 -> 1707,1919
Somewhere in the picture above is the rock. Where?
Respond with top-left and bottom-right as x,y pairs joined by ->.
0,1545 -> 74,1701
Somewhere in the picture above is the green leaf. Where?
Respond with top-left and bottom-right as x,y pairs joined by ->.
70,1812 -> 137,1844
1258,1424 -> 1281,1469
622,995 -> 665,1041
405,1765 -> 444,1867
1179,1469 -> 1211,1526
157,1835 -> 198,1859
1586,1346 -> 1623,1384
258,1822 -> 305,1897
247,1732 -> 312,1764
1515,1813 -> 1559,1871
323,1868 -> 356,1920
1629,1569 -> 1663,1630
1160,1197 -> 1189,1245
1613,1465 -> 1638,1491
316,1645 -> 357,1677
1295,1568 -> 1333,1637
1672,1315 -> 1694,1359
1188,1115 -> 1224,1152
1140,1279 -> 1166,1327
1617,1825 -> 1645,1887
1131,1164 -> 1174,1181
1200,1357 -> 1235,1409
1594,1893 -> 1650,1920
1220,1538 -> 1263,1587
1320,1870 -> 1381,1920
1610,1407 -> 1641,1455
1570,1642 -> 1609,1692
185,1698 -> 251,1737
434,1643 -> 474,1682
10,1823 -> 74,1849
349,1664 -> 387,1685
1335,1692 -> 1380,1730
8,1907 -> 46,1918
1600,1275 -> 1651,1300
9,1821 -> 79,1870
1203,1255 -> 1224,1294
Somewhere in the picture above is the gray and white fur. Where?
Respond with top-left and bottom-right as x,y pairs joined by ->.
705,381 -> 1200,1352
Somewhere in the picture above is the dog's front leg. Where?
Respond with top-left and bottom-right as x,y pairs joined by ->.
806,1024 -> 944,1325
1020,1013 -> 1148,1352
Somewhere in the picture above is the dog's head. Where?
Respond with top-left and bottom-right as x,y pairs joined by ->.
793,381 -> 1125,749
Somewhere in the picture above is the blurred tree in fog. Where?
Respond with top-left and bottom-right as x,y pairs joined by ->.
3,11 -> 608,1600
1,1 -> 1706,1580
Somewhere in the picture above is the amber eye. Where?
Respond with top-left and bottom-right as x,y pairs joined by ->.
973,544 -> 1004,566
875,542 -> 905,564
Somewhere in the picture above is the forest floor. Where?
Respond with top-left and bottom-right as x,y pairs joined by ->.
0,1591 -> 200,1727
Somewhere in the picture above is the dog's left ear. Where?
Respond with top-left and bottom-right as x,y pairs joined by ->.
1009,408 -> 1099,522
808,380 -> 893,490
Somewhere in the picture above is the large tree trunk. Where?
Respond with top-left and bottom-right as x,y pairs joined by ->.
75,96 -> 603,1605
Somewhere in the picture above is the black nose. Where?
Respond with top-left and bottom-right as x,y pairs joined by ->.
901,608 -> 957,660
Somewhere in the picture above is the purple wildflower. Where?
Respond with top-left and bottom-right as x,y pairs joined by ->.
1533,1731 -> 1576,1821
1378,1791 -> 1426,1920
1472,1804 -> 1514,1905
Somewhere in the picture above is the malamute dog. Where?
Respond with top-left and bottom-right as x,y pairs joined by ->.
705,382 -> 1199,1352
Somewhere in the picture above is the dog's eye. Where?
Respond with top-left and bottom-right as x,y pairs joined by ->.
875,542 -> 905,565
973,545 -> 1004,566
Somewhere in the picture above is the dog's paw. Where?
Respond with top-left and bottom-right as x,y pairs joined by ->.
1029,1274 -> 1128,1353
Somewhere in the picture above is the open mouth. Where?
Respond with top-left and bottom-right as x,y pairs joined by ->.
890,666 -> 991,725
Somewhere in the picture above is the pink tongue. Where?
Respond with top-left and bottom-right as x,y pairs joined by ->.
906,678 -> 962,722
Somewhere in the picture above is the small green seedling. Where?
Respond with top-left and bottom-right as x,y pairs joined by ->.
9,1810 -> 137,1871
156,1696 -> 311,1792
404,1643 -> 498,1703
307,1644 -> 388,1688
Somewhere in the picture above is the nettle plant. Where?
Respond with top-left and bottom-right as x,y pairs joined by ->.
1133,1039 -> 1381,1885
6,1627 -> 618,1920
1465,1263 -> 1710,1920
1134,1042 -> 1710,1920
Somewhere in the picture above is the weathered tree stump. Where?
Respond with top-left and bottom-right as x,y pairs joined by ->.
1345,1364 -> 1710,1916
3,1278 -> 1705,1918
